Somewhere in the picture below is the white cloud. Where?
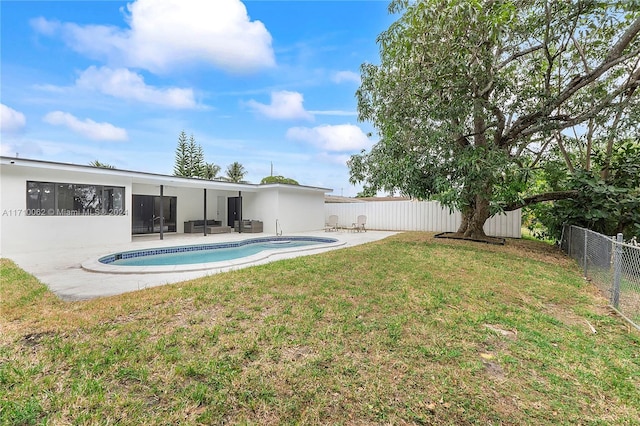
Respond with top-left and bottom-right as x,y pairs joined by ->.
286,124 -> 371,152
246,91 -> 314,121
332,70 -> 361,84
76,66 -> 197,108
43,111 -> 128,141
308,110 -> 358,116
30,16 -> 59,36
32,83 -> 67,93
32,0 -> 275,74
0,104 -> 27,133
316,151 -> 353,166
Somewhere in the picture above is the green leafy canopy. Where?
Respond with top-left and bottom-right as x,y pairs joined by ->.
260,175 -> 299,185
350,0 -> 640,238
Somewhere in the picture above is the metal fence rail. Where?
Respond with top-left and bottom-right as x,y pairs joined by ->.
561,225 -> 640,329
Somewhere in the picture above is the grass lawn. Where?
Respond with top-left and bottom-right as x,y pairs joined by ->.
2,232 -> 639,425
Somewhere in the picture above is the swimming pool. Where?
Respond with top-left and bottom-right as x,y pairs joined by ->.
84,236 -> 342,273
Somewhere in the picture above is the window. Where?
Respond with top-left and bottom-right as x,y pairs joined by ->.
26,181 -> 126,216
27,182 -> 55,212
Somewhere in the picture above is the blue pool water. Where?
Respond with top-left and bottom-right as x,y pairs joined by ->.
100,236 -> 337,266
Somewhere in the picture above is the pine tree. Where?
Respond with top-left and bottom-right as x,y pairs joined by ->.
174,131 -> 221,179
173,131 -> 190,176
189,134 -> 204,178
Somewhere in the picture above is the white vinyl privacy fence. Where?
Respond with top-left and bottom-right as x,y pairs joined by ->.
325,200 -> 521,238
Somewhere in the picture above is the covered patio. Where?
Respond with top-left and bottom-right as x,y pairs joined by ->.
1,156 -> 329,256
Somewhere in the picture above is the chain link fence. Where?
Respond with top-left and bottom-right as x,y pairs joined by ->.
560,225 -> 640,329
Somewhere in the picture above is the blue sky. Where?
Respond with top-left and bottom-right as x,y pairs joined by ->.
1,0 -> 396,196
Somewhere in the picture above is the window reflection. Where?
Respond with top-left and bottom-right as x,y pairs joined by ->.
26,181 -> 126,216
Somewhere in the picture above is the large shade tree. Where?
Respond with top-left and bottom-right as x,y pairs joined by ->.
349,0 -> 640,239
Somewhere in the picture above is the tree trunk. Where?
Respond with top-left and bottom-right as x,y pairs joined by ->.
458,206 -> 473,235
457,195 -> 491,239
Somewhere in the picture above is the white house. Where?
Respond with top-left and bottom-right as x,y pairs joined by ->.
0,157 -> 330,256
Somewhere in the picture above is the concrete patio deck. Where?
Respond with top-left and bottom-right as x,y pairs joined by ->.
5,230 -> 397,301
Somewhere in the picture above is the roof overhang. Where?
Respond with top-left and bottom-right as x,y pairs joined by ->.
1,156 -> 259,192
1,156 -> 333,194
257,183 -> 331,194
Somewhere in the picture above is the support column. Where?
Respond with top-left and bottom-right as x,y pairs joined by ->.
203,188 -> 207,236
159,185 -> 164,241
238,191 -> 243,233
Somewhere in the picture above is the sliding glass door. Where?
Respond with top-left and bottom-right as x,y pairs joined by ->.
132,195 -> 177,234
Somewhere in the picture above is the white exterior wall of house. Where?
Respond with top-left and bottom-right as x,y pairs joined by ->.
241,191 -> 274,231
0,157 -> 331,256
240,186 -> 326,234
274,187 -> 326,233
1,162 -> 133,255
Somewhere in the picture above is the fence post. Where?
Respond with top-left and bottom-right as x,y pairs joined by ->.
583,229 -> 588,277
568,226 -> 572,257
612,233 -> 623,309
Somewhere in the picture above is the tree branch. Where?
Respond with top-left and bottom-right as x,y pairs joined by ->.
498,44 -> 544,70
602,62 -> 640,179
605,14 -> 640,62
504,190 -> 579,211
528,136 -> 554,169
555,131 -> 575,173
491,104 -> 506,146
502,14 -> 640,144
517,72 -> 640,138
571,34 -> 591,73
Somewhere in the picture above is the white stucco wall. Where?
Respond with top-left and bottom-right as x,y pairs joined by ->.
1,164 -> 132,255
242,186 -> 326,234
0,158 -> 330,255
275,188 -> 326,233
243,186 -> 324,234
245,190 -> 278,233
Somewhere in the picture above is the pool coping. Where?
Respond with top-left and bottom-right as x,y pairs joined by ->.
5,230 -> 398,301
82,236 -> 346,274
